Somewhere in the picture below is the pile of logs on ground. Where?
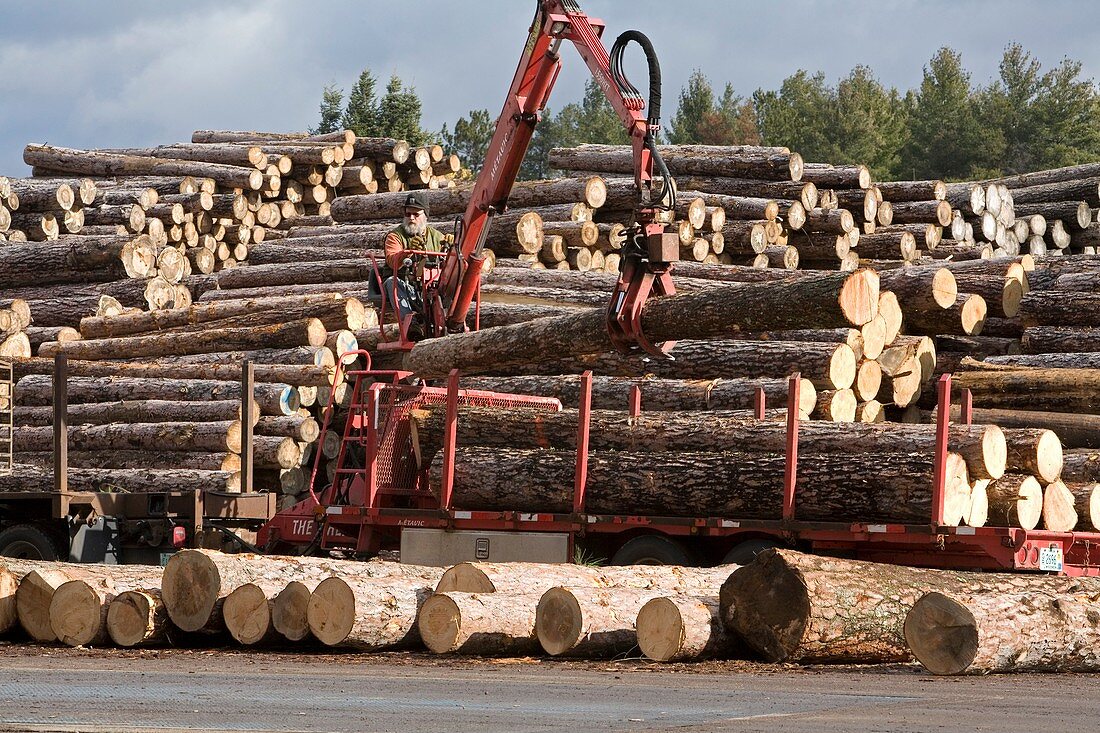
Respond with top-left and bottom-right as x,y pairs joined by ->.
6,547 -> 1100,675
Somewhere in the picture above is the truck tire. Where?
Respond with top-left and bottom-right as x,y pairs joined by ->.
0,524 -> 65,560
722,538 -> 781,566
610,535 -> 694,566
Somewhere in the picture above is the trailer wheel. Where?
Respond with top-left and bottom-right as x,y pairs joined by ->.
722,538 -> 781,566
0,525 -> 65,560
610,535 -> 694,566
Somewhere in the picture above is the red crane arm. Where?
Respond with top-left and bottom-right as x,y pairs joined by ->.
439,0 -> 659,332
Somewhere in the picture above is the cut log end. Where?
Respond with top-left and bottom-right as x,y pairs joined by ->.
932,269 -> 958,309
49,580 -> 102,647
307,576 -> 354,646
161,549 -> 219,632
904,592 -> 978,676
272,581 -> 313,641
636,596 -> 686,662
839,269 -> 880,326
106,590 -> 160,647
721,553 -> 810,663
223,583 -> 273,645
417,593 -> 463,654
535,587 -> 583,656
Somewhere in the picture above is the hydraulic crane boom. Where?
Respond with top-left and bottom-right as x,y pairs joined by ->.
435,0 -> 679,356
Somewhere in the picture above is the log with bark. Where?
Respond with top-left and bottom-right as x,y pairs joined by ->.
402,270 -> 879,378
548,144 -> 803,181
24,145 -> 265,190
14,399 -> 256,428
14,375 -> 298,416
905,587 -> 1100,674
39,318 -> 328,360
720,549 -> 1100,664
306,570 -> 441,650
411,405 -> 1005,481
10,357 -> 334,388
430,447 -> 972,525
536,587 -> 666,657
78,294 -> 367,339
435,561 -> 738,598
0,466 -> 240,494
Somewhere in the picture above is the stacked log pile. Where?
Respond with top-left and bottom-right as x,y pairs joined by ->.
3,292 -> 372,507
1,130 -> 453,336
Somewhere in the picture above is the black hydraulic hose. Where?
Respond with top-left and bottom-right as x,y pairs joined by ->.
610,30 -> 662,125
609,30 -> 675,211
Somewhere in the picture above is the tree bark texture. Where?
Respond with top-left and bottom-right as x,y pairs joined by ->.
720,549 -> 1100,664
402,271 -> 878,379
429,446 -> 971,525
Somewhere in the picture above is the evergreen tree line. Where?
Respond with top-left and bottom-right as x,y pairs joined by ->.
314,45 -> 1100,182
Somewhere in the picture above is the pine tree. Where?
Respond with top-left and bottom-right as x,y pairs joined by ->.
980,43 -> 1041,174
831,66 -> 908,180
377,74 -> 433,146
311,85 -> 344,136
900,48 -> 987,180
1031,56 -> 1100,170
753,71 -> 833,161
341,69 -> 382,138
694,83 -> 760,145
440,109 -> 495,175
668,70 -> 716,144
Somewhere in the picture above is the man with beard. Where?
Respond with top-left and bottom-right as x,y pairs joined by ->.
382,191 -> 445,328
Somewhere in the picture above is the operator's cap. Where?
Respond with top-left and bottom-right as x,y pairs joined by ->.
403,191 -> 430,216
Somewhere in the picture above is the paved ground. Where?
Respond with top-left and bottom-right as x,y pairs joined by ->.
0,643 -> 1098,732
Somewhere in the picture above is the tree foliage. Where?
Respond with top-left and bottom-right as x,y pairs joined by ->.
669,71 -> 760,146
311,85 -> 344,136
319,46 -> 1100,182
440,109 -> 494,175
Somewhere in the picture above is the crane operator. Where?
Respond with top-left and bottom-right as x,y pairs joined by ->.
382,190 -> 445,332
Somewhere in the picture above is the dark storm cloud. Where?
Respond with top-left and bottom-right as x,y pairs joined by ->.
2,1 -> 1100,176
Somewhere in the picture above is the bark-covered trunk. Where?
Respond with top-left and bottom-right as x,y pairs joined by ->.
720,549 -> 1100,664
402,270 -> 879,379
430,446 -> 972,525
905,588 -> 1100,674
411,404 -> 1004,480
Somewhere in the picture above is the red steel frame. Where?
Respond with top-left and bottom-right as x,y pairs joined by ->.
259,368 -> 1100,576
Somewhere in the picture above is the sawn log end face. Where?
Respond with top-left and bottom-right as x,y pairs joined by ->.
903,591 -> 978,676
535,586 -> 582,656
417,594 -> 463,654
49,580 -> 100,647
434,563 -> 495,594
307,576 -> 354,646
106,590 -> 156,647
162,549 -> 219,632
719,550 -> 809,663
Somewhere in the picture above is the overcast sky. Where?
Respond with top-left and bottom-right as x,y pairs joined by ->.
3,1 -> 1100,176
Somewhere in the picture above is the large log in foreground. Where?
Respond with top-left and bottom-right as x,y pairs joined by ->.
720,549 -> 1100,664
905,589 -> 1100,674
430,447 -> 972,524
403,270 -> 879,378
